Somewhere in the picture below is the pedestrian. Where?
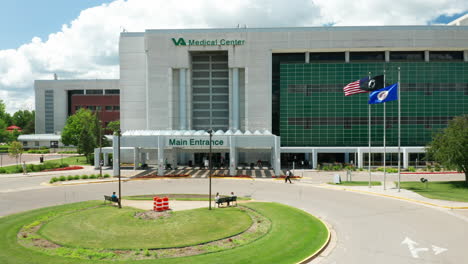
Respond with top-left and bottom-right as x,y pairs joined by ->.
111,192 -> 118,205
22,161 -> 27,175
285,169 -> 293,184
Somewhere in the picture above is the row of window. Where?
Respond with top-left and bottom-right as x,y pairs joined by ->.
306,51 -> 464,62
75,105 -> 120,111
69,89 -> 120,95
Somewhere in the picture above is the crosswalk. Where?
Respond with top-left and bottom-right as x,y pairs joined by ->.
135,167 -> 283,178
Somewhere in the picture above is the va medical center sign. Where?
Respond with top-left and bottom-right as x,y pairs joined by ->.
172,37 -> 245,46
166,137 -> 229,148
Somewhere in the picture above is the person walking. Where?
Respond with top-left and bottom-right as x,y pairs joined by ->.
285,169 -> 293,184
22,161 -> 27,175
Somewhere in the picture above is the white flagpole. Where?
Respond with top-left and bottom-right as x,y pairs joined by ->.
368,72 -> 372,188
383,70 -> 386,190
397,67 -> 401,192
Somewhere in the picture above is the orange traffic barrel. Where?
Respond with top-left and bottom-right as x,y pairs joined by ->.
156,198 -> 164,211
162,197 -> 169,210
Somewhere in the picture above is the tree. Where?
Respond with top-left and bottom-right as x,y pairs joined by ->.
12,110 -> 35,133
427,115 -> 468,185
0,100 -> 12,126
106,120 -> 120,135
8,141 -> 24,167
62,109 -> 101,162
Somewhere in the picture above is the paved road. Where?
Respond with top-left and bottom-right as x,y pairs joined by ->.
0,177 -> 466,263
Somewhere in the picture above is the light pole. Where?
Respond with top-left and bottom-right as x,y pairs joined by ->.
117,128 -> 122,209
207,129 -> 213,210
99,120 -> 102,178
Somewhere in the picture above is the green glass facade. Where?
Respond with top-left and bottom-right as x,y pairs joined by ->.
279,62 -> 468,147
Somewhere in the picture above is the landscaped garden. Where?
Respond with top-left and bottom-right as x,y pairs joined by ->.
0,196 -> 329,264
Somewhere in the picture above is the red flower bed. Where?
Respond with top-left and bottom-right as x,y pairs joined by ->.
43,166 -> 84,172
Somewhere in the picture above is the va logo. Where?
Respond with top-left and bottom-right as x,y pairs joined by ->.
171,38 -> 187,46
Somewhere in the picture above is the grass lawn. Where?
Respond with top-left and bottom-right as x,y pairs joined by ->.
48,155 -> 89,165
0,200 -> 328,264
40,206 -> 251,249
329,181 -> 381,186
399,181 -> 468,202
123,193 -> 251,201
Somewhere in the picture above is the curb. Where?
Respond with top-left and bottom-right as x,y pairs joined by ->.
321,184 -> 468,210
297,214 -> 332,264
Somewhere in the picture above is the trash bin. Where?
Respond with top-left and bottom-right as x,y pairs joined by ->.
40,156 -> 44,163
188,160 -> 193,167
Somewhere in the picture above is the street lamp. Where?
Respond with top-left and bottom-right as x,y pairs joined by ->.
117,128 -> 122,209
207,129 -> 213,210
99,120 -> 102,179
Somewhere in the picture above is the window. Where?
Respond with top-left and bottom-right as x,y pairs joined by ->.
50,141 -> 59,148
23,141 -> 28,146
96,106 -> 102,111
310,52 -> 345,62
75,105 -> 81,111
104,89 -> 120,95
85,89 -> 103,95
350,52 -> 385,61
88,106 -> 96,110
113,106 -> 120,111
390,51 -> 424,61
429,51 -> 463,61
35,141 -> 39,147
105,106 -> 113,111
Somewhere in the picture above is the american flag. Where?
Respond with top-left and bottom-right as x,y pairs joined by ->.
343,78 -> 368,96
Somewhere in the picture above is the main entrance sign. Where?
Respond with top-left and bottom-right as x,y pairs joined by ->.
172,38 -> 245,46
167,137 -> 228,147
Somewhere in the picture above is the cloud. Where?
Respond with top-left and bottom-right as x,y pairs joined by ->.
0,0 -> 467,113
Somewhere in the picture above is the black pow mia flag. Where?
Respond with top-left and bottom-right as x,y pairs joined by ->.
359,75 -> 384,91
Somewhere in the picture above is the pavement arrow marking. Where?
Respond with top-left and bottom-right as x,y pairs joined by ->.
432,245 -> 448,255
402,237 -> 429,258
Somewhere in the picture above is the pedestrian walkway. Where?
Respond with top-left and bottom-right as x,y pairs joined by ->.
133,167 -> 282,178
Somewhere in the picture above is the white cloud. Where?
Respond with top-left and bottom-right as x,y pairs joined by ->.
0,0 -> 466,113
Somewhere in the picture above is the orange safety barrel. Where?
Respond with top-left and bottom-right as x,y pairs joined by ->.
156,198 -> 164,211
162,197 -> 169,210
153,196 -> 159,201
153,196 -> 160,211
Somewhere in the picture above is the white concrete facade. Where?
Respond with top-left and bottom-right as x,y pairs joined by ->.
35,79 -> 119,134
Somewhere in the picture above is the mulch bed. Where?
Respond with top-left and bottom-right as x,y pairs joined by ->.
271,175 -> 302,179
136,174 -> 190,179
212,175 -> 252,178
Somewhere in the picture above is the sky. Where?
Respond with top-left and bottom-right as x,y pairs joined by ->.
0,0 -> 467,113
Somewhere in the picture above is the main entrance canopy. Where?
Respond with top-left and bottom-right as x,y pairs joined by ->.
105,130 -> 280,176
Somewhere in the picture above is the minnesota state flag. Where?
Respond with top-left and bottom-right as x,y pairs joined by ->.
368,83 -> 398,104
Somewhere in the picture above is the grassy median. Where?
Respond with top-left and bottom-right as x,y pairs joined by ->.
399,181 -> 468,202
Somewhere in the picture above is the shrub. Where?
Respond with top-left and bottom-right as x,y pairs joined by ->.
0,168 -> 6,174
358,167 -> 364,171
332,165 -> 341,171
15,167 -> 23,173
426,164 -> 433,172
89,174 -> 97,179
103,174 -> 110,178
49,177 -> 59,183
387,168 -> 398,173
66,175 -> 74,181
73,175 -> 80,180
59,176 -> 66,181
81,175 -> 89,179
434,164 -> 441,172
408,166 -> 416,172
144,249 -> 150,257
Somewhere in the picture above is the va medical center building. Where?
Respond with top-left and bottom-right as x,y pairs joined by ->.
35,17 -> 468,176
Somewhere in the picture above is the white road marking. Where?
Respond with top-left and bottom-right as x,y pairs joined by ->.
432,245 -> 448,255
402,237 -> 429,258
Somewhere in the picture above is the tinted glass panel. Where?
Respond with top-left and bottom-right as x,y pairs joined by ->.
350,52 -> 385,61
310,52 -> 345,62
430,51 -> 463,61
390,51 -> 424,61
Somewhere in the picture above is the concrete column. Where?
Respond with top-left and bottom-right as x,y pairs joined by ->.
103,153 -> 108,166
133,147 -> 139,170
112,135 -> 119,176
94,148 -> 99,169
305,52 -> 310,63
179,69 -> 187,130
403,148 -> 409,169
158,136 -> 165,176
229,136 -> 237,176
464,50 -> 468,62
357,148 -> 363,169
424,51 -> 430,62
232,68 -> 239,130
273,136 -> 281,176
305,152 -> 310,168
345,51 -> 350,63
140,152 -> 146,165
312,149 -> 318,169
344,152 -> 350,164
385,51 -> 390,62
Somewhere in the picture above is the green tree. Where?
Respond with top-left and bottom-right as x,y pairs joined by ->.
0,100 -> 12,126
427,115 -> 468,185
12,110 -> 35,133
8,141 -> 24,167
106,120 -> 120,135
62,109 -> 101,163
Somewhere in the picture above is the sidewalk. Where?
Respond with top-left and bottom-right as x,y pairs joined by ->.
317,182 -> 468,209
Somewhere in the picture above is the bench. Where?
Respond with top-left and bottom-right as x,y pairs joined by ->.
104,195 -> 119,204
215,196 -> 237,207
